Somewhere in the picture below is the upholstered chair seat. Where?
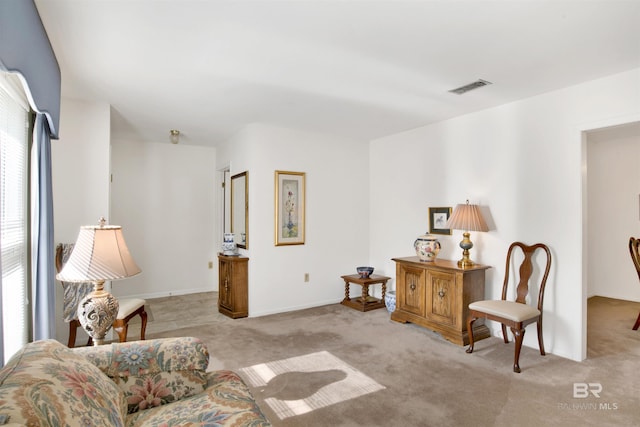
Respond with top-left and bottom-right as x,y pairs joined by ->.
468,300 -> 540,323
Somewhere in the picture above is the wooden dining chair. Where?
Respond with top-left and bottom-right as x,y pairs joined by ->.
55,243 -> 148,347
466,242 -> 552,373
628,237 -> 640,330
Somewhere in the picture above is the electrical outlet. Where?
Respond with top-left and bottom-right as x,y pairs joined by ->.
304,273 -> 309,282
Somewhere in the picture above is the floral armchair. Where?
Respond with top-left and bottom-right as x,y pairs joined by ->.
0,337 -> 271,426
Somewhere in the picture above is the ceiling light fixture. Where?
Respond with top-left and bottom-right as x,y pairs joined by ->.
448,79 -> 492,95
170,129 -> 180,144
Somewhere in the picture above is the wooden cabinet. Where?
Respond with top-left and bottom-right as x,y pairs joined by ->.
391,257 -> 490,346
218,254 -> 248,318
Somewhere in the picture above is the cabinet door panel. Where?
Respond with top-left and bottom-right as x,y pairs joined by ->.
218,255 -> 249,318
399,266 -> 425,316
426,270 -> 457,326
219,260 -> 233,310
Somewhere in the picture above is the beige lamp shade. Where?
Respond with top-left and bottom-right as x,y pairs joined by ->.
446,202 -> 489,232
445,200 -> 488,268
56,224 -> 141,283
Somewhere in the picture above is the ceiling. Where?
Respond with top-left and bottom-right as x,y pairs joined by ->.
34,0 -> 640,147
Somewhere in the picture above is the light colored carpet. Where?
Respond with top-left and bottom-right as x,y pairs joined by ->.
146,294 -> 640,426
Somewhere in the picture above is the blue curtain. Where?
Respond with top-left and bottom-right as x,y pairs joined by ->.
0,255 -> 4,365
31,113 -> 55,340
0,0 -> 59,351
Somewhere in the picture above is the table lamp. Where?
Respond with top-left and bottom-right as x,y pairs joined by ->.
445,200 -> 489,268
56,217 -> 141,345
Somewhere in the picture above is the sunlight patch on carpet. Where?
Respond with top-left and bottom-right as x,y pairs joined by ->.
240,350 -> 385,419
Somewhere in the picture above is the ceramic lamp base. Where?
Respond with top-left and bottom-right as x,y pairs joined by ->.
77,280 -> 119,346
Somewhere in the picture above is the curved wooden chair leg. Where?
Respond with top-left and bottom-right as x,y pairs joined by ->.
113,305 -> 147,342
633,312 -> 640,331
512,327 -> 525,373
139,309 -> 148,340
536,320 -> 546,355
501,324 -> 509,343
466,316 -> 477,353
114,322 -> 129,343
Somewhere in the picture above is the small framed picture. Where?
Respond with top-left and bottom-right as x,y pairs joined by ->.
429,207 -> 452,235
275,171 -> 306,246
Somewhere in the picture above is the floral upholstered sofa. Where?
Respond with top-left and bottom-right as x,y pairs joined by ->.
0,336 -> 271,426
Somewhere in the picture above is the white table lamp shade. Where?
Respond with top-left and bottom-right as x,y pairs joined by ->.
56,225 -> 141,283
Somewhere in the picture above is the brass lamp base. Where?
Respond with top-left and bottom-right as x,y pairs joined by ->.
457,231 -> 476,268
77,280 -> 119,346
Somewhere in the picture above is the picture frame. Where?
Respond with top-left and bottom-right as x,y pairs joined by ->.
429,207 -> 452,235
275,171 -> 306,246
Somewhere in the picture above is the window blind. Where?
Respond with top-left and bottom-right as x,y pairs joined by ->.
0,72 -> 29,364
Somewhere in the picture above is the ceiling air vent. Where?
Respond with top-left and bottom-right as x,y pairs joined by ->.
448,79 -> 492,95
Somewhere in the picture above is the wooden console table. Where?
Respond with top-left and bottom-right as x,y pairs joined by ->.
340,274 -> 390,312
391,257 -> 490,346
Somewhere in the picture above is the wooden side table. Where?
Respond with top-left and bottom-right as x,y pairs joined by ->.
340,274 -> 391,312
218,254 -> 248,319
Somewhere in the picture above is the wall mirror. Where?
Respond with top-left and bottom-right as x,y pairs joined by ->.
231,171 -> 248,249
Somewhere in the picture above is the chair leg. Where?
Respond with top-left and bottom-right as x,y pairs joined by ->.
501,324 -> 509,344
536,320 -> 546,355
68,320 -> 92,347
113,306 -> 147,342
68,321 -> 78,348
114,321 -> 129,342
511,327 -> 525,373
633,312 -> 640,331
466,316 -> 476,353
139,308 -> 148,340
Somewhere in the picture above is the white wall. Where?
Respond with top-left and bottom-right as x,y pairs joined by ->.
220,124 -> 371,316
587,122 -> 640,300
51,97 -> 111,344
110,139 -> 218,299
369,68 -> 640,362
52,99 -> 111,242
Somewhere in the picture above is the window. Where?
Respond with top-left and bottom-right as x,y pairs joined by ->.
0,72 -> 30,364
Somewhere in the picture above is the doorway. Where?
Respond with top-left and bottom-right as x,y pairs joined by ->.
585,121 -> 640,357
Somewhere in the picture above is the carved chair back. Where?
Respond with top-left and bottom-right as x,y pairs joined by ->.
628,237 -> 640,280
501,242 -> 552,312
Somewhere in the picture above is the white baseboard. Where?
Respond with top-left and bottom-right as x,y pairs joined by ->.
249,298 -> 343,318
116,287 -> 216,300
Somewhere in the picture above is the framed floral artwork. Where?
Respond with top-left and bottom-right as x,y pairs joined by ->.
275,171 -> 306,246
429,207 -> 452,235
